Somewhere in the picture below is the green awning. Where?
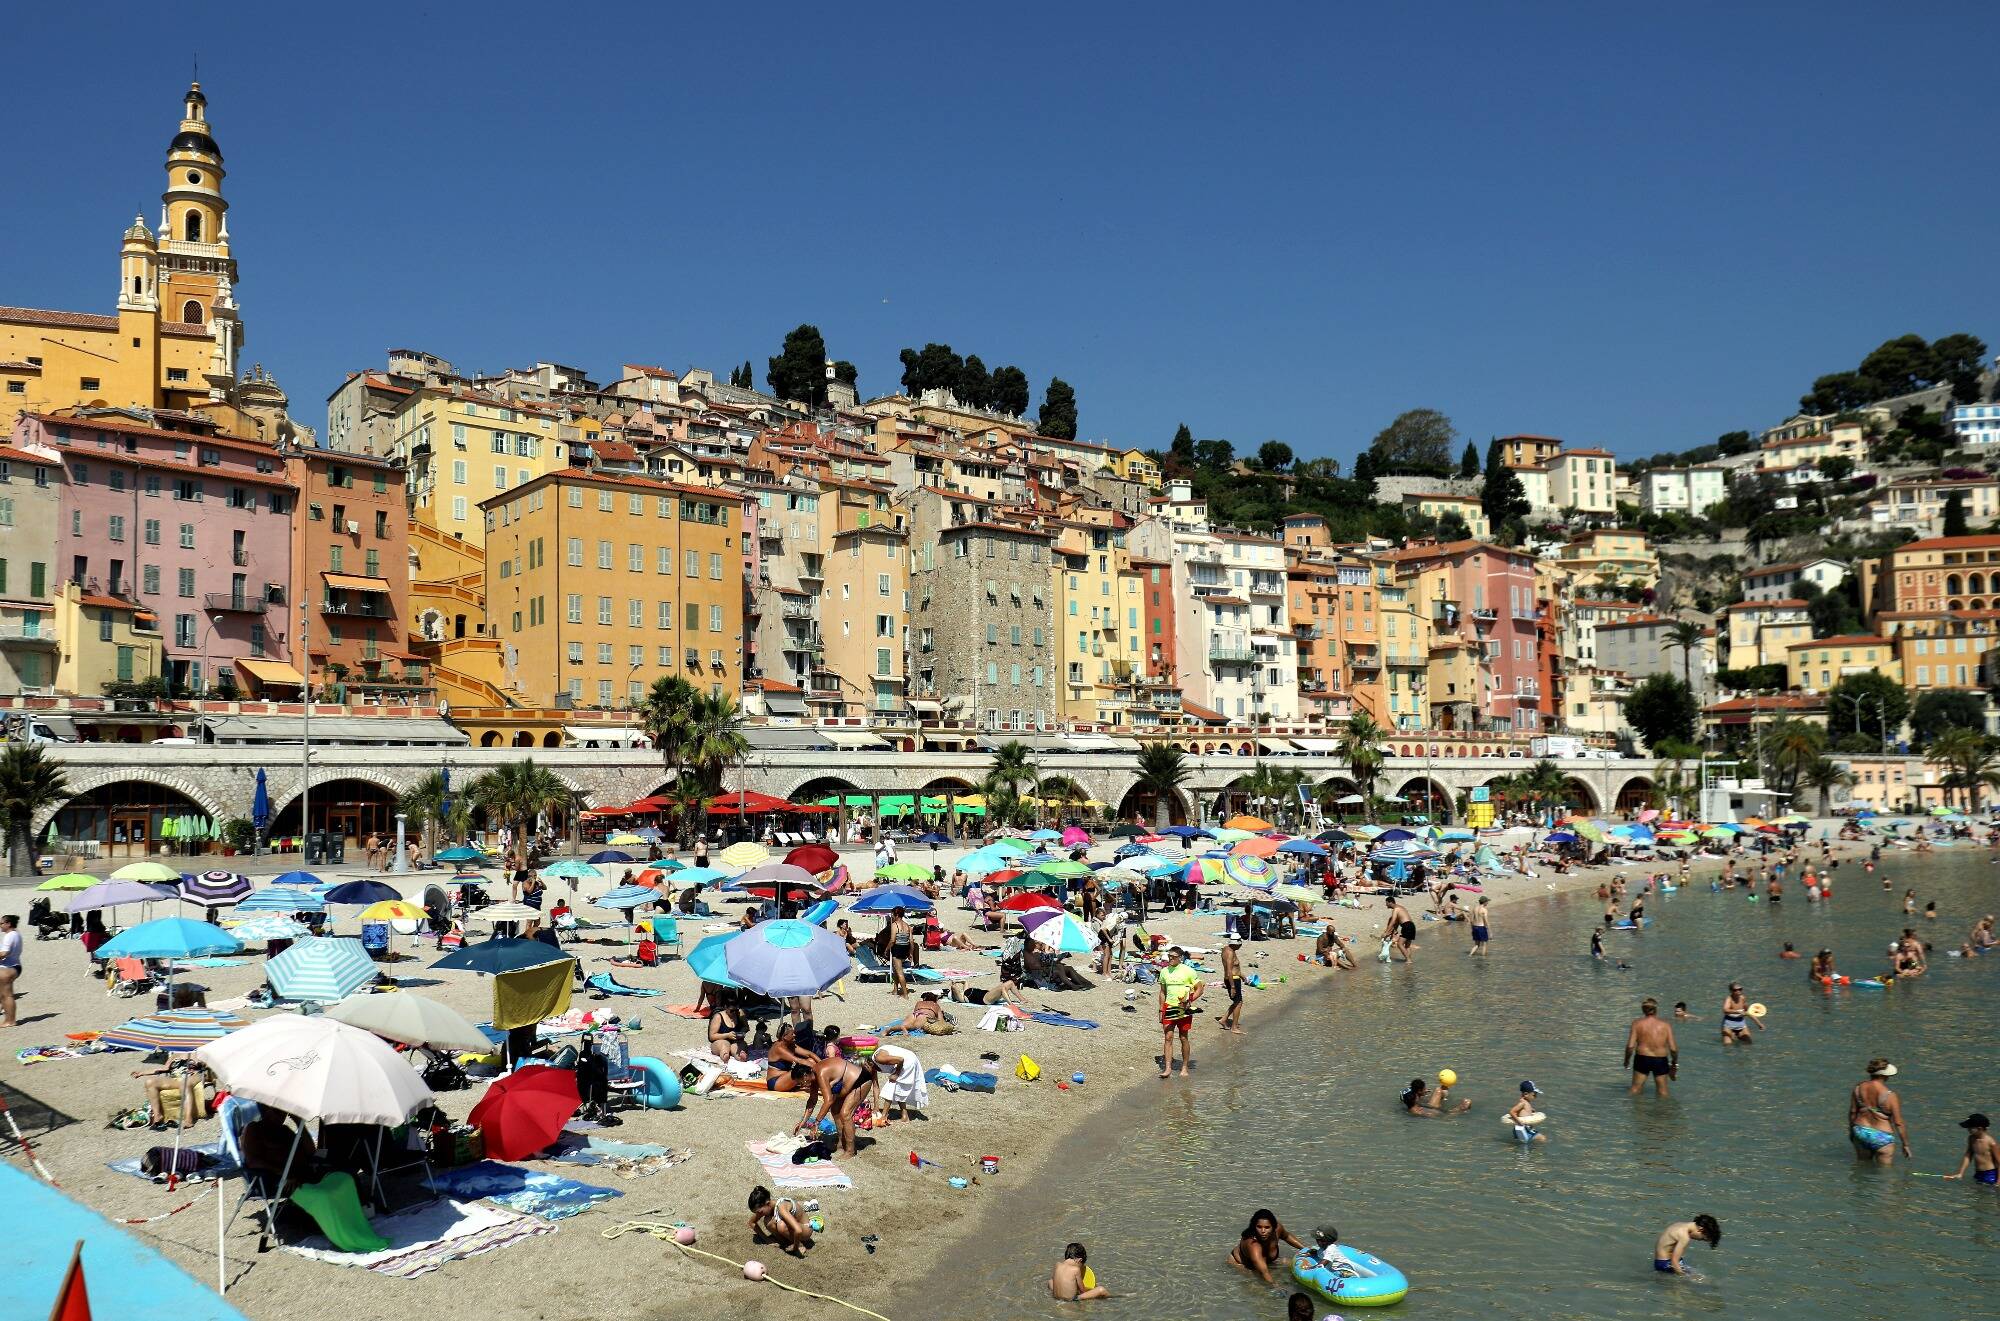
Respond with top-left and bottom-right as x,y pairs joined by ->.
921,796 -> 948,812
953,803 -> 987,816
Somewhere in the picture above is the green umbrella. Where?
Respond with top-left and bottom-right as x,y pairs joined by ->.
874,862 -> 930,883
990,838 -> 1033,855
992,869 -> 1065,889
1701,826 -> 1736,841
35,872 -> 98,892
1570,821 -> 1606,842
1036,859 -> 1090,879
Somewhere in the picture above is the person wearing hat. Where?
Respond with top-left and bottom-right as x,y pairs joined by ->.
1506,1081 -> 1547,1143
1944,1114 -> 1997,1185
1218,936 -> 1245,1034
1848,1059 -> 1911,1164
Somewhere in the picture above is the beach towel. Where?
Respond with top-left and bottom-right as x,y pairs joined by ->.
925,1068 -> 998,1094
876,1046 -> 929,1110
583,972 -> 662,998
746,1138 -> 852,1190
1027,1011 -> 1098,1030
550,1136 -> 687,1177
284,1198 -> 554,1277
169,958 -> 247,969
425,1161 -> 623,1220
492,962 -> 571,1031
107,1141 -> 239,1182
658,1003 -> 709,1020
293,1171 -> 391,1252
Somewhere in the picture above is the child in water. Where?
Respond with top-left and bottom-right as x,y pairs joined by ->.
1654,1215 -> 1721,1280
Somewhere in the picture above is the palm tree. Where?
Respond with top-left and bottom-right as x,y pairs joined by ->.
1518,758 -> 1570,816
1926,728 -> 2000,811
398,769 -> 468,859
1133,742 -> 1189,828
468,760 -> 575,877
982,740 -> 1040,830
1335,712 -> 1389,818
640,678 -> 746,843
1800,758 -> 1854,816
1237,762 -> 1307,829
1664,621 -> 1705,692
0,744 -> 67,878
1762,718 -> 1825,803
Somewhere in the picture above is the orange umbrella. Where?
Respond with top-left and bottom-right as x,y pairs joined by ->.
1224,814 -> 1272,831
1231,836 -> 1282,859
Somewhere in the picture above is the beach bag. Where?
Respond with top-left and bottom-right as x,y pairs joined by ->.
1014,1054 -> 1041,1082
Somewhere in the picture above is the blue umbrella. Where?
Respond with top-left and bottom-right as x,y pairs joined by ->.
1276,839 -> 1328,857
648,857 -> 685,871
101,1007 -> 250,1054
540,859 -> 602,879
323,880 -> 402,906
265,936 -> 376,1002
1544,831 -> 1578,844
97,917 -> 243,961
435,846 -> 489,863
252,767 -> 270,833
1027,829 -> 1061,842
1374,828 -> 1416,843
431,937 -> 573,975
594,885 -> 659,911
686,932 -> 743,988
723,919 -> 850,998
270,870 -> 324,889
670,866 -> 732,887
235,885 -> 326,914
848,885 -> 935,914
588,849 -> 635,864
1160,825 -> 1211,840
917,832 -> 951,846
224,915 -> 310,942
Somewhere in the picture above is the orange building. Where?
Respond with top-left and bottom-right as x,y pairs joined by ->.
283,444 -> 421,701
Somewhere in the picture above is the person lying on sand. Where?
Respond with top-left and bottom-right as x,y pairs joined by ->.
881,992 -> 956,1036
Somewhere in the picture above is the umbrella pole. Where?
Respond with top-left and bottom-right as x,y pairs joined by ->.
217,1155 -> 227,1292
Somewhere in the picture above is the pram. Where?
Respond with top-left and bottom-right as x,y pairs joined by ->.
27,897 -> 71,940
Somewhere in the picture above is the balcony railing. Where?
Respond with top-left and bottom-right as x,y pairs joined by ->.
1293,624 -> 1322,640
1208,647 -> 1257,664
1349,652 -> 1382,671
321,599 -> 390,617
203,593 -> 266,614
0,625 -> 57,644
1472,607 -> 1498,623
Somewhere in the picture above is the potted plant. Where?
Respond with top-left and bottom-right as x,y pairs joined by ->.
221,818 -> 256,856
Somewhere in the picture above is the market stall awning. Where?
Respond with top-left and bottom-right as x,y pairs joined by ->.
322,572 -> 392,594
707,790 -> 796,815
564,725 -> 645,747
745,726 -> 835,751
821,728 -> 889,750
235,658 -> 304,687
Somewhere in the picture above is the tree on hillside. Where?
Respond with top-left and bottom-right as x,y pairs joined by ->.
1807,588 -> 1864,639
1170,423 -> 1195,464
729,362 -> 753,389
1350,449 -> 1378,496
1038,378 -> 1079,439
1857,334 -> 1934,399
1194,439 -> 1235,470
1826,671 -> 1910,746
1367,409 -> 1457,473
1944,490 -> 1970,537
1928,333 -> 1989,402
1910,689 -> 1985,749
957,354 -> 990,409
1716,430 -> 1754,456
1257,440 -> 1293,472
1459,441 -> 1480,477
766,324 -> 829,409
831,360 -> 858,389
0,744 -> 66,877
1481,439 -> 1531,534
899,342 -> 963,398
1625,674 -> 1698,750
989,365 -> 1030,417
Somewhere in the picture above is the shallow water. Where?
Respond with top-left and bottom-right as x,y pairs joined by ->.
929,850 -> 2000,1319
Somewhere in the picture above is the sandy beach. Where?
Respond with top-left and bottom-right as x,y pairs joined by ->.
0,827 -> 1866,1319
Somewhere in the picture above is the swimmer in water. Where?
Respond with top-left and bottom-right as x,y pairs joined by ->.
1506,1080 -> 1547,1143
1590,928 -> 1605,960
1672,1000 -> 1694,1020
1848,1058 -> 1912,1165
1720,983 -> 1762,1045
1779,942 -> 1801,959
1624,998 -> 1678,1097
1400,1076 -> 1471,1116
1654,1215 -> 1721,1280
1228,1208 -> 1304,1284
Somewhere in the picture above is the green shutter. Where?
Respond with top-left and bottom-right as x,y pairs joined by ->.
117,645 -> 135,682
29,562 -> 43,597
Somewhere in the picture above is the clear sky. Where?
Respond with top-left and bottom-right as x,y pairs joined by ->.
6,2 -> 1996,463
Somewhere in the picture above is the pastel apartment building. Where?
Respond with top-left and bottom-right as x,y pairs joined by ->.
1639,465 -> 1728,517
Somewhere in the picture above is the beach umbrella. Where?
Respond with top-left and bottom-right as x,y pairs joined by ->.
179,870 -> 252,905
1701,826 -> 1738,841
1276,839 -> 1328,858
1435,827 -> 1477,842
849,885 -> 935,914
469,1066 -> 579,1161
1374,828 -> 1416,843
1224,814 -> 1272,831
785,844 -> 839,874
1209,828 -> 1253,845
1107,824 -> 1146,839
252,766 -> 270,835
269,870 -> 326,889
101,1006 -> 250,1054
325,993 -> 491,1053
96,917 -> 243,961
109,861 -> 181,884
719,841 -> 769,867
1232,836 -> 1282,859
1572,821 -> 1607,842
323,880 -> 402,906
989,837 -> 1035,855
357,900 -> 427,923
995,890 -> 1061,913
1117,852 -> 1176,873
431,937 -> 570,976
606,832 -> 648,847
234,885 -> 325,915
223,915 -> 309,942
1333,794 -> 1367,806
587,849 -> 635,864
1182,858 -> 1224,885
873,862 -> 930,883
435,846 -> 489,863
917,831 -> 952,846
1544,831 -> 1578,844
66,879 -> 176,914
1224,855 -> 1275,887
1026,829 -> 1062,843
1059,826 -> 1091,847
723,919 -> 851,997
686,932 -> 743,988
33,872 -> 97,891
954,851 -> 1012,878
595,885 -> 660,911
992,868 -> 1065,889
196,1014 -> 431,1126
1274,884 -> 1321,903
1035,859 -> 1091,879
541,859 -> 601,879
472,901 -> 542,924
265,936 -> 376,1003
666,866 -> 731,888
732,863 -> 820,902
1019,908 -> 1098,954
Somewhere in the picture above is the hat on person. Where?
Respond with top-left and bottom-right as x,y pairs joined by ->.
1227,935 -> 1243,946
1519,1080 -> 1542,1095
1960,1113 -> 1991,1130
1868,1059 -> 1898,1077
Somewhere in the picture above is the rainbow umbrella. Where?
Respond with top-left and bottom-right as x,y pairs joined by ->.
1019,908 -> 1098,953
1224,855 -> 1274,887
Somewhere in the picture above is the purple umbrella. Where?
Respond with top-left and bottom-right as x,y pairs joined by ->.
66,879 -> 178,913
178,869 -> 253,905
722,919 -> 851,997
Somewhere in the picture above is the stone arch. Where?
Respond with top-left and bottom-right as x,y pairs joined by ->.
1947,573 -> 1964,596
268,775 -> 408,841
43,772 -> 233,854
41,767 -> 233,835
1560,778 -> 1602,814
542,731 -> 562,747
787,775 -> 863,808
512,732 -> 535,747
1115,780 -> 1188,826
1392,775 -> 1451,816
918,776 -> 975,798
480,731 -> 504,747
1614,775 -> 1657,814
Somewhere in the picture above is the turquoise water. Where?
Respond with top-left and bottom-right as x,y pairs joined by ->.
932,851 -> 2000,1319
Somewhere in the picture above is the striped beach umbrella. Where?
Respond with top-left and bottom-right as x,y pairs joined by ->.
265,936 -> 377,1003
179,870 -> 253,905
100,1007 -> 250,1054
235,885 -> 326,914
1224,855 -> 1274,887
1019,908 -> 1098,953
471,902 -> 542,924
594,885 -> 659,911
719,841 -> 769,867
223,915 -> 310,942
540,859 -> 602,880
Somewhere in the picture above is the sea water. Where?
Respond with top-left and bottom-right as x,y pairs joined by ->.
930,849 -> 2000,1319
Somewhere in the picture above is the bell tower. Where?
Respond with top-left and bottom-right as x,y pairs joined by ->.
156,81 -> 242,392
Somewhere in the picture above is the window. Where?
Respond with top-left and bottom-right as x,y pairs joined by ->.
566,537 -> 583,566
709,553 -> 723,580
597,540 -> 613,569
597,642 -> 613,664
492,466 -> 509,491
986,662 -> 998,684
328,545 -> 343,573
597,491 -> 613,512
69,510 -> 81,537
566,594 -> 583,624
685,550 -> 699,577
81,377 -> 100,392
143,564 -> 160,594
175,614 -> 195,648
0,499 -> 15,529
629,599 -> 643,627
451,497 -> 467,522
176,567 -> 195,598
659,645 -> 672,665
597,596 -> 612,625
598,679 -> 613,706
629,543 -> 643,572
567,641 -> 584,664
569,679 -> 584,701
179,523 -> 195,549
877,647 -> 892,676
451,460 -> 467,486
108,515 -> 125,542
658,601 -> 673,629
686,602 -> 700,630
566,487 -> 582,508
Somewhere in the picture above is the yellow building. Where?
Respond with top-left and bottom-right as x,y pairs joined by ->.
54,581 -> 162,695
1558,529 -> 1660,592
1054,520 -> 1145,723
480,470 -> 744,710
1112,449 -> 1162,486
389,385 -> 568,551
1786,634 -> 1900,692
1377,577 -> 1431,731
1723,599 -> 1812,670
1400,492 -> 1490,539
1885,613 -> 1996,693
819,522 -> 910,715
2,83 -> 257,423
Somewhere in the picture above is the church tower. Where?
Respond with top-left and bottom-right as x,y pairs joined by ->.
156,81 -> 242,393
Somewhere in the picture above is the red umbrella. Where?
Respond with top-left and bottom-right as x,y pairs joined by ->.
785,844 -> 838,874
985,869 -> 1024,887
468,1065 -> 579,1160
996,891 -> 1060,913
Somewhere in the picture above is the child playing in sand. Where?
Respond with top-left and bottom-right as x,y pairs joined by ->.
748,1185 -> 814,1255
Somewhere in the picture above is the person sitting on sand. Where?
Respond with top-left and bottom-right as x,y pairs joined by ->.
762,1022 -> 816,1092
1228,1208 -> 1304,1284
747,1185 -> 814,1256
240,1107 -> 316,1197
1401,1076 -> 1471,1116
1315,924 -> 1356,969
1654,1215 -> 1721,1279
1050,1242 -> 1110,1301
881,991 -> 956,1036
707,995 -> 750,1062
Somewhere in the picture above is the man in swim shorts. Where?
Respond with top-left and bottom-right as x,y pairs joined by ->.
1653,1215 -> 1720,1278
1848,1058 -> 1911,1165
1945,1114 -> 1998,1185
1469,894 -> 1491,956
1382,895 -> 1417,963
1219,936 -> 1245,1034
1155,945 -> 1203,1079
1623,997 -> 1678,1097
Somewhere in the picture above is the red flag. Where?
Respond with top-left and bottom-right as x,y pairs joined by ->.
48,1241 -> 91,1321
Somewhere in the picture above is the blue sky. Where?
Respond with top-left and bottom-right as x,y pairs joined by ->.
6,3 -> 1996,463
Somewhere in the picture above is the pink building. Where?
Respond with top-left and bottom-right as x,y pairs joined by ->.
20,413 -> 296,694
1389,539 -> 1543,731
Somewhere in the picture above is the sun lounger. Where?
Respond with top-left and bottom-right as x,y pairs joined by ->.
853,946 -> 943,984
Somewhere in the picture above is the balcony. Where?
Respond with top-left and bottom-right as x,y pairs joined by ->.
1349,651 -> 1382,671
1471,608 -> 1498,625
204,593 -> 267,614
321,598 -> 391,618
780,599 -> 815,620
1208,646 -> 1257,664
1387,649 -> 1425,667
1293,624 -> 1322,640
0,625 -> 57,647
1247,574 -> 1286,597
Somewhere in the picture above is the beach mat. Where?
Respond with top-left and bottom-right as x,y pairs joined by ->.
713,1075 -> 794,1097
584,973 -> 663,997
1027,1011 -> 1098,1030
658,1003 -> 709,1020
284,1198 -> 553,1277
424,1160 -> 622,1220
747,1139 -> 852,1190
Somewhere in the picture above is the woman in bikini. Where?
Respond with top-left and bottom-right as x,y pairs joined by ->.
886,907 -> 914,997
797,1050 -> 877,1157
762,1021 -> 815,1092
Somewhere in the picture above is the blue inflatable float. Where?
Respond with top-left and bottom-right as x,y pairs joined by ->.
1291,1243 -> 1408,1307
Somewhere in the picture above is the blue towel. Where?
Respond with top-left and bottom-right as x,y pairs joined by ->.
585,973 -> 663,997
1028,1011 -> 1098,1030
425,1161 -> 622,1220
925,1068 -> 998,1093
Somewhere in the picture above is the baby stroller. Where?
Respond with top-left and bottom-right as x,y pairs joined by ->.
27,897 -> 71,940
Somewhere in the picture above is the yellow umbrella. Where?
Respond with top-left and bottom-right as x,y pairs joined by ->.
358,900 -> 427,923
34,872 -> 99,892
111,861 -> 181,883
606,832 -> 648,847
720,841 -> 769,867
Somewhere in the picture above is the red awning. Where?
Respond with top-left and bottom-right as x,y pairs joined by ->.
705,790 -> 795,815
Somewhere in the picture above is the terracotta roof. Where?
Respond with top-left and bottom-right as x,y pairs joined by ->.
0,305 -> 118,331
1180,699 -> 1226,722
1723,598 -> 1808,611
79,593 -> 139,610
1788,634 -> 1891,650
480,468 -> 742,507
590,440 -> 640,462
158,321 -> 208,339
1497,434 -> 1563,443
27,411 -> 275,452
0,444 -> 55,465
1897,533 -> 2000,552
1559,447 -> 1614,458
1703,693 -> 1826,714
747,677 -> 803,693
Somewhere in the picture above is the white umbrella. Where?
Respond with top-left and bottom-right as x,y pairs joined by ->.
1334,794 -> 1366,805
194,1014 -> 432,1125
325,994 -> 493,1054
472,902 -> 542,924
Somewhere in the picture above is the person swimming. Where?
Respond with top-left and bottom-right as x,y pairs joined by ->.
1506,1080 -> 1546,1143
1228,1208 -> 1304,1284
